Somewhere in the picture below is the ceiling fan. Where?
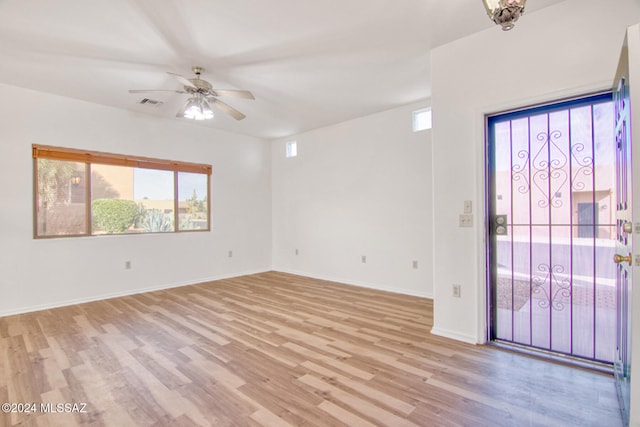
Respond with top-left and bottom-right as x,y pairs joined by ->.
129,66 -> 255,121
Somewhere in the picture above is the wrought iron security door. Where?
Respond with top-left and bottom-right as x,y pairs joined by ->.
487,93 -> 616,363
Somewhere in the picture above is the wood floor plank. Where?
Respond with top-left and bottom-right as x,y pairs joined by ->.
316,400 -> 376,427
249,408 -> 296,427
297,373 -> 420,427
300,360 -> 415,416
282,342 -> 374,381
0,271 -> 623,426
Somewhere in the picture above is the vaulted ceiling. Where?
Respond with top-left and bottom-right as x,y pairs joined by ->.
0,0 -> 565,139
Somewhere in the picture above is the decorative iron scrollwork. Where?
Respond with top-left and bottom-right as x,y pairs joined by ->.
532,131 -> 567,208
510,130 -> 594,209
531,264 -> 572,311
570,142 -> 594,191
512,149 -> 530,195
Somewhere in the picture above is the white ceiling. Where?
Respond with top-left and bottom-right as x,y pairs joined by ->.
0,0 -> 565,139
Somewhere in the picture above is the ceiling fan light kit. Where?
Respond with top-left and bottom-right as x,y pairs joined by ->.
182,93 -> 214,120
482,0 -> 526,31
129,66 -> 254,121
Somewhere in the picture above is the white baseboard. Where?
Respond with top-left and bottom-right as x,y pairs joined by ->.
430,326 -> 479,345
0,269 -> 270,318
274,268 -> 433,299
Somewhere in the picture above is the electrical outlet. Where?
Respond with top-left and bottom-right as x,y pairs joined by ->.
125,261 -> 131,270
459,214 -> 473,227
452,284 -> 461,298
412,260 -> 418,269
295,248 -> 299,255
361,255 -> 367,263
464,200 -> 473,214
228,250 -> 233,258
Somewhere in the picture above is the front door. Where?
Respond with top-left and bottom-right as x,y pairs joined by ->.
613,41 -> 632,426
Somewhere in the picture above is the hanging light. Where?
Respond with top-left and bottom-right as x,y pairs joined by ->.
182,93 -> 214,120
482,0 -> 526,31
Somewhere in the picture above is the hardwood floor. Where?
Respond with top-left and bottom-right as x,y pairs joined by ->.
0,271 -> 621,426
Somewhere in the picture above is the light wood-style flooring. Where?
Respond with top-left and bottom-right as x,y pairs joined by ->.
0,271 -> 622,426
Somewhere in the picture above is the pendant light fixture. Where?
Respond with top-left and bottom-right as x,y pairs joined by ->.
482,0 -> 526,31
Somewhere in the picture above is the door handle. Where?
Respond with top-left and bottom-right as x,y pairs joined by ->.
623,222 -> 633,233
613,253 -> 632,265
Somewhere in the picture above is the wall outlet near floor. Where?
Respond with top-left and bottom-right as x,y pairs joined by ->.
125,261 -> 131,270
361,255 -> 367,263
452,284 -> 461,298
412,260 -> 418,269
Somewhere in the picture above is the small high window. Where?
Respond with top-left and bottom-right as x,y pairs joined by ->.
413,108 -> 432,132
286,141 -> 298,158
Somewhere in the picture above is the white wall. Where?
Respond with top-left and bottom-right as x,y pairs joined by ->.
0,84 -> 272,316
431,0 -> 640,424
271,101 -> 433,297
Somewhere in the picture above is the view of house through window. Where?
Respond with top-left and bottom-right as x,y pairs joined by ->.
34,145 -> 211,238
36,159 -> 88,236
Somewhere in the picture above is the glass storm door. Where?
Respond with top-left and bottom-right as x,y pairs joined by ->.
487,93 -> 617,364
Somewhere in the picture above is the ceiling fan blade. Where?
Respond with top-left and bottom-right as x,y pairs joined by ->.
208,97 -> 246,120
129,89 -> 186,94
211,89 -> 255,100
167,72 -> 197,89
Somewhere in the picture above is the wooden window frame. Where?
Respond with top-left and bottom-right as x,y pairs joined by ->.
33,145 -> 212,238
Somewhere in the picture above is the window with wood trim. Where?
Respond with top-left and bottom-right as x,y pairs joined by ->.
33,145 -> 211,238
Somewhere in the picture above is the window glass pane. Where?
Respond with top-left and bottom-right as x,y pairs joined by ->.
36,159 -> 87,236
286,141 -> 297,158
135,168 -> 176,233
91,165 -> 175,234
178,172 -> 209,230
413,108 -> 432,132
